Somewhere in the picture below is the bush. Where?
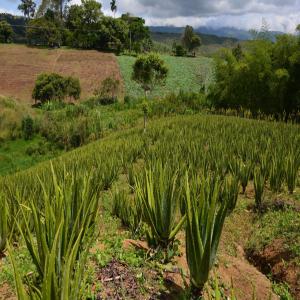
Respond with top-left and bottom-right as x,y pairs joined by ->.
32,73 -> 81,103
94,77 -> 120,105
21,116 -> 34,140
172,43 -> 187,57
0,21 -> 13,43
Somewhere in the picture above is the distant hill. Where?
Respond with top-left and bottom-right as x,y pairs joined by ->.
150,30 -> 238,46
150,26 -> 284,41
0,13 -> 26,43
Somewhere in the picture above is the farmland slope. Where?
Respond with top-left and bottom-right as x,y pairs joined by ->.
0,44 -> 123,102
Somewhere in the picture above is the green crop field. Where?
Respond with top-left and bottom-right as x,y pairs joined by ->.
1,113 -> 299,299
117,55 -> 213,99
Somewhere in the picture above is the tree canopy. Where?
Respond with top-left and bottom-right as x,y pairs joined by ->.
132,53 -> 168,96
0,21 -> 13,43
209,34 -> 300,116
182,25 -> 201,55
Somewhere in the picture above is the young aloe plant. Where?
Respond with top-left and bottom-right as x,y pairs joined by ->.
185,173 -> 228,298
238,161 -> 252,194
269,154 -> 284,193
135,161 -> 186,249
0,193 -> 8,253
285,151 -> 299,194
222,175 -> 240,214
112,188 -> 141,233
254,167 -> 265,210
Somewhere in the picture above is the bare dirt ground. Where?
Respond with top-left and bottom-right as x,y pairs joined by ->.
0,44 -> 123,102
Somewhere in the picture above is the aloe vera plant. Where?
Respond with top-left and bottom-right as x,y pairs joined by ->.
112,189 -> 141,232
285,151 -> 299,194
222,175 -> 240,214
238,161 -> 252,193
135,161 -> 186,249
10,164 -> 100,299
0,193 -> 8,253
185,174 -> 228,297
269,154 -> 284,193
254,167 -> 265,210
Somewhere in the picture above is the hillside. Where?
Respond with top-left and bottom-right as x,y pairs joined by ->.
0,113 -> 299,299
150,29 -> 238,45
0,44 -> 123,102
150,25 -> 284,41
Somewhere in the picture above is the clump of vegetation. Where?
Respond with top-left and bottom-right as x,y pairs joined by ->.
132,53 -> 168,97
0,20 -> 13,43
21,116 -> 34,140
135,161 -> 186,253
94,76 -> 120,105
182,25 -> 201,56
32,73 -> 81,103
185,174 -> 228,297
209,32 -> 300,116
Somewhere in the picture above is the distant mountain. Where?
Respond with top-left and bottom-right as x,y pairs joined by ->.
149,26 -> 284,41
149,27 -> 238,46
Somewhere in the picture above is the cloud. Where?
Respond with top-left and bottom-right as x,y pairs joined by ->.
1,0 -> 299,32
100,0 -> 300,32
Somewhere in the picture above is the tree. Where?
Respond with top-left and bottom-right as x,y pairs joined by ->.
0,21 -> 13,43
32,73 -> 81,103
209,35 -> 300,116
182,25 -> 201,56
18,0 -> 36,19
132,53 -> 168,97
65,0 -> 103,49
26,17 -> 62,47
37,0 -> 69,19
121,13 -> 151,53
110,0 -> 117,18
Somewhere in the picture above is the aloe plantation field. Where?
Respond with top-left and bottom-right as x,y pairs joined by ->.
0,113 -> 299,299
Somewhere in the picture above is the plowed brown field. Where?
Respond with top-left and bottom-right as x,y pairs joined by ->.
0,44 -> 123,102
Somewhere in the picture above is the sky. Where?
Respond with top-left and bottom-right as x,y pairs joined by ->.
1,0 -> 300,33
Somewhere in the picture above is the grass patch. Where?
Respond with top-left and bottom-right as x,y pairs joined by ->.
0,136 -> 60,176
247,209 -> 300,258
117,55 -> 213,99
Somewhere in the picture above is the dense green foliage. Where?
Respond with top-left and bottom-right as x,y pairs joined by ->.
0,20 -> 13,43
209,35 -> 300,116
32,73 -> 81,103
132,53 -> 168,95
182,25 -> 201,55
23,0 -> 151,52
18,0 -> 36,19
27,16 -> 63,47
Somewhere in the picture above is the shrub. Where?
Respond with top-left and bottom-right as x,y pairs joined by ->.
21,116 -> 34,140
94,77 -> 120,105
0,21 -> 13,43
32,73 -> 81,103
172,43 -> 187,57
